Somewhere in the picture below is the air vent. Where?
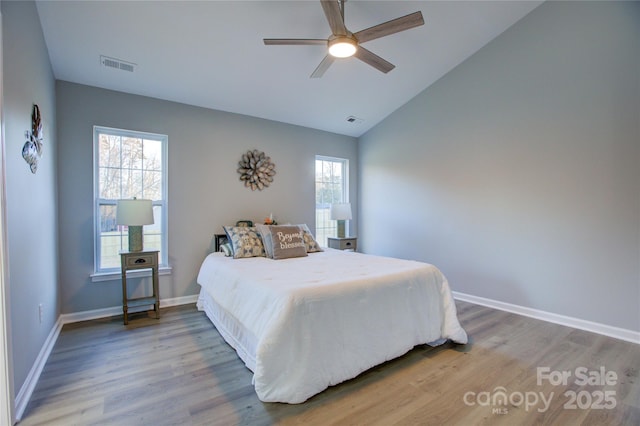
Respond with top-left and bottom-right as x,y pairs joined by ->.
346,116 -> 364,124
100,55 -> 136,73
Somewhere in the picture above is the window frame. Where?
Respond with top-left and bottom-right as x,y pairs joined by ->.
315,155 -> 349,246
92,126 -> 169,279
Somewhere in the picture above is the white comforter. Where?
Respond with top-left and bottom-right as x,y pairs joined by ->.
196,249 -> 467,403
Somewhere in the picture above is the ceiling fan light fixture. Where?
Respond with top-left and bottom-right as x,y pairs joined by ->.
263,2 -> 425,77
328,37 -> 357,58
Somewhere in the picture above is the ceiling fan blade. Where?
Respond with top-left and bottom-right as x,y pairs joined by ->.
264,39 -> 327,46
310,55 -> 335,78
354,11 -> 424,44
320,0 -> 347,36
353,46 -> 395,74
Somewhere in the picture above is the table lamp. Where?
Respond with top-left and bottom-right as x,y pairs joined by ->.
330,203 -> 352,238
116,198 -> 154,252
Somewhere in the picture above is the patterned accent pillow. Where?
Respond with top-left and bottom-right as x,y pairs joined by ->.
297,224 -> 323,253
270,225 -> 308,260
223,226 -> 266,259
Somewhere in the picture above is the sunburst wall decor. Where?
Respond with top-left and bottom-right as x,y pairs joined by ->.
237,149 -> 276,191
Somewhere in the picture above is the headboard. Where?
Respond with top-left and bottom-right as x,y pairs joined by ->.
214,234 -> 228,252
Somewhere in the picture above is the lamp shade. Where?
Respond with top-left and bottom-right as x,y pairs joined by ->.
116,199 -> 154,226
330,203 -> 352,221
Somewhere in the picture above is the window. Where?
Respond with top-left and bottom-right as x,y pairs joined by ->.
315,156 -> 348,246
93,126 -> 168,276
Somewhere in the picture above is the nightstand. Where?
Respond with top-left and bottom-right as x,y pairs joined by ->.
327,237 -> 357,251
120,250 -> 159,325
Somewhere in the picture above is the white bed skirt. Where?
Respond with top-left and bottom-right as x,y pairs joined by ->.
197,288 -> 258,372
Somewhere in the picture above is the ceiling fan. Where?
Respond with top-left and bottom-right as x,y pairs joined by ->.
263,0 -> 424,78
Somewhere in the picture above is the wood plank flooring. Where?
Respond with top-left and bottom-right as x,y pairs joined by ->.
18,302 -> 640,425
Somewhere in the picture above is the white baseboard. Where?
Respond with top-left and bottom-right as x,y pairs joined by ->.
14,316 -> 63,421
453,291 -> 640,345
159,294 -> 199,309
59,294 -> 199,325
15,294 -> 199,421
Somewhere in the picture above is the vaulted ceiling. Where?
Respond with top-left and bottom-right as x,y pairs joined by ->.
36,1 -> 543,137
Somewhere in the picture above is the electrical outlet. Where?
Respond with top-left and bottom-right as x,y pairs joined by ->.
39,304 -> 43,324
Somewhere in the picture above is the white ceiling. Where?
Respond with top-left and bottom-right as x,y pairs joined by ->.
35,0 -> 543,137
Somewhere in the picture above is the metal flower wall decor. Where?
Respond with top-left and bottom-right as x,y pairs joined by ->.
22,104 -> 43,174
237,149 -> 276,191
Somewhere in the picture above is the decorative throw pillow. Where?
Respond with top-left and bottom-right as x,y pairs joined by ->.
223,226 -> 266,259
219,242 -> 233,257
296,224 -> 323,253
255,224 -> 275,258
270,225 -> 308,260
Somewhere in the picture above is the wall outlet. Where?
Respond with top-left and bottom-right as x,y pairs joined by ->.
38,304 -> 43,324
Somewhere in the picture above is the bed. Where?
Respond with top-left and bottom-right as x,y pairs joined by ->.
196,226 -> 467,404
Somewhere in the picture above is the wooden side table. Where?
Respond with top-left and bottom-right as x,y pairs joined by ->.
327,237 -> 357,251
120,250 -> 160,325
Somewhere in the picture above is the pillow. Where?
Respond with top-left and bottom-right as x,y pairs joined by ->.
219,242 -> 233,257
296,224 -> 323,253
270,225 -> 308,260
255,224 -> 275,258
223,226 -> 266,259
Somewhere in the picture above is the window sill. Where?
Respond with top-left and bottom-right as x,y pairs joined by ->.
90,266 -> 173,283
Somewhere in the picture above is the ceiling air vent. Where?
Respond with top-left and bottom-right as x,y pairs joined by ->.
346,116 -> 364,125
100,55 -> 136,73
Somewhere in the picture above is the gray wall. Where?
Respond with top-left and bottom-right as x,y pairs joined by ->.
56,81 -> 358,313
359,1 -> 640,331
2,0 -> 59,394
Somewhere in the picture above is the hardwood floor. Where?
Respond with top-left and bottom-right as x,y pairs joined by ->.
19,302 -> 639,425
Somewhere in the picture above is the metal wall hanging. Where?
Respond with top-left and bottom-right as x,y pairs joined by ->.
237,149 -> 276,191
22,104 -> 43,174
